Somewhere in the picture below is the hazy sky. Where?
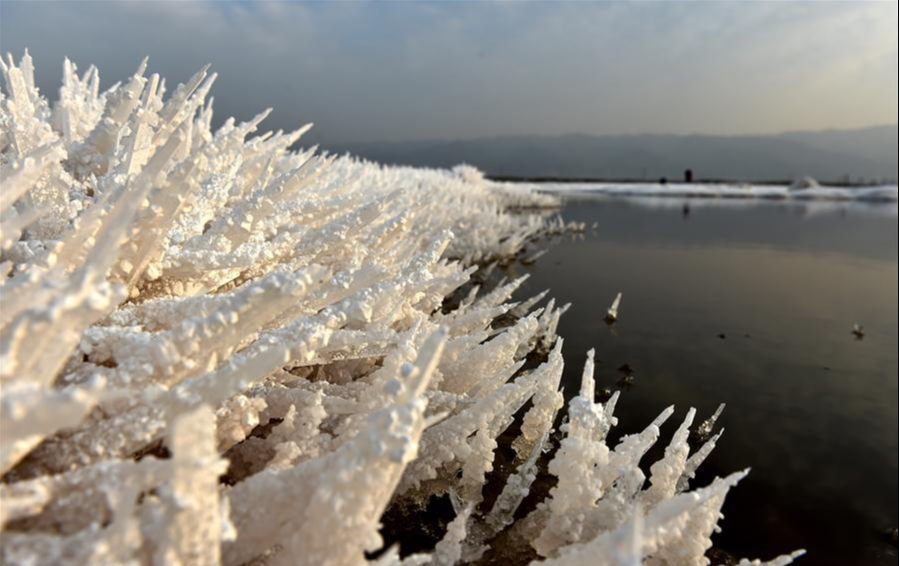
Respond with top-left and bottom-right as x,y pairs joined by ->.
1,1 -> 897,145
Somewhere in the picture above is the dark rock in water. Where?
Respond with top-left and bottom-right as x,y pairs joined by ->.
890,528 -> 898,546
617,363 -> 635,375
707,548 -> 739,566
718,333 -> 727,340
616,363 -> 637,389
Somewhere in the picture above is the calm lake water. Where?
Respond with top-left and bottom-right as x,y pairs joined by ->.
516,196 -> 898,565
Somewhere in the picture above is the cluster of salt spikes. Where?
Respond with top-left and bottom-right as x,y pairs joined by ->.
0,53 -> 801,566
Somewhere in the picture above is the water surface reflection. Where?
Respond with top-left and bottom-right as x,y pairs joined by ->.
518,196 -> 898,565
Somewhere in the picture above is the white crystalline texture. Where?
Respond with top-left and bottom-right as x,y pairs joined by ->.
0,53 -> 802,566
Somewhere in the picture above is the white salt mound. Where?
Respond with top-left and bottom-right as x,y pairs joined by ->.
790,176 -> 820,191
1,52 -> 801,566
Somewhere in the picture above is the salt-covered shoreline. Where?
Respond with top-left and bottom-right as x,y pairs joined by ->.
1,53 -> 802,566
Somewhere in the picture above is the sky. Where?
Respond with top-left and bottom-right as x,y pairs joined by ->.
1,0 -> 897,146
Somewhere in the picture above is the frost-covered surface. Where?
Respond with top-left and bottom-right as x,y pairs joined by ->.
509,181 -> 899,202
1,53 -> 801,566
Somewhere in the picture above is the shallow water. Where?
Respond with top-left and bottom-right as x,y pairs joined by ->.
517,196 -> 898,565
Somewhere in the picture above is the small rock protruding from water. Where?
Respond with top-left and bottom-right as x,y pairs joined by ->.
616,364 -> 636,389
707,548 -> 739,566
606,292 -> 623,324
852,324 -> 866,340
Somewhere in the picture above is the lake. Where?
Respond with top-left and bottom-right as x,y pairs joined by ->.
514,195 -> 898,565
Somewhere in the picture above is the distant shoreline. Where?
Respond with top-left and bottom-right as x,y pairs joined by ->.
488,176 -> 892,189
491,179 -> 899,204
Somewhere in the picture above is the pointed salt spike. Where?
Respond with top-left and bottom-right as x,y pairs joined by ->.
425,412 -> 451,429
135,56 -> 149,77
605,391 -> 621,423
430,504 -> 474,566
511,289 -> 550,317
405,328 -> 448,400
698,403 -> 726,440
647,470 -> 751,530
711,403 -> 726,423
678,429 -> 725,493
141,74 -> 160,107
21,50 -> 35,92
248,108 -> 274,130
82,64 -> 96,83
0,56 -> 10,85
580,349 -> 596,399
198,73 -> 218,100
158,64 -> 210,121
606,292 -> 623,323
682,408 -> 697,431
160,405 -> 226,566
89,67 -> 100,99
294,122 -> 314,140
182,64 -> 212,100
652,406 -> 676,428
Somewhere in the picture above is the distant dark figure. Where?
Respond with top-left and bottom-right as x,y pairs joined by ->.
682,202 -> 691,218
660,177 -> 668,185
685,169 -> 694,183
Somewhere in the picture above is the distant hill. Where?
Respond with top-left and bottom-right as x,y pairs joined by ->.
332,125 -> 898,184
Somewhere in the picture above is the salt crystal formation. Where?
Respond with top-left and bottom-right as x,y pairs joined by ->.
0,53 -> 802,566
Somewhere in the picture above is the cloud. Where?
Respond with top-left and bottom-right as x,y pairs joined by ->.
1,0 -> 896,144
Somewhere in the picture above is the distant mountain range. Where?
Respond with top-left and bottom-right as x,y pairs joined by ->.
332,125 -> 898,184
